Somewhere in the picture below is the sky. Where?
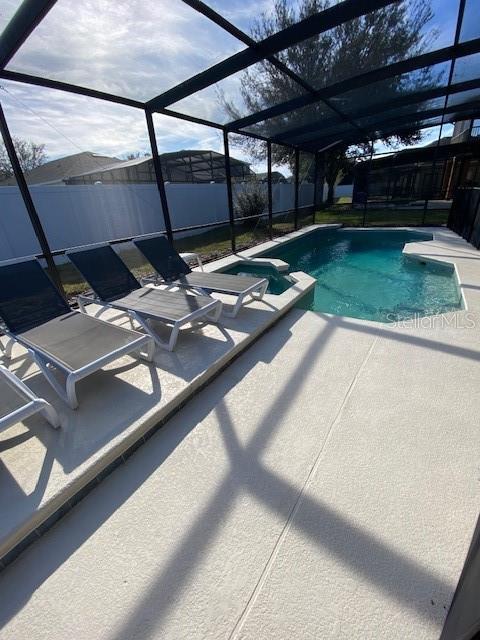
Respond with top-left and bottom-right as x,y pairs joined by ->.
0,0 -> 476,171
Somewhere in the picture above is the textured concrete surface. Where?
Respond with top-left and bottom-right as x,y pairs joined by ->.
0,226 -> 478,639
0,270 -> 315,562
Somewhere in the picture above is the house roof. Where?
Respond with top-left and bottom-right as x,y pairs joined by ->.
0,151 -> 123,186
66,150 -> 252,182
361,137 -> 480,169
0,149 -> 252,186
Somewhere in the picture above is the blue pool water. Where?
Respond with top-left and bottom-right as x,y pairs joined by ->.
262,229 -> 462,322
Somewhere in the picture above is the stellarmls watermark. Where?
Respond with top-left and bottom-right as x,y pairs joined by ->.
386,313 -> 477,329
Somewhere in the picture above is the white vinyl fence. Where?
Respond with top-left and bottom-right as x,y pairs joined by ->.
323,183 -> 354,200
298,183 -> 315,208
0,182 -> 301,261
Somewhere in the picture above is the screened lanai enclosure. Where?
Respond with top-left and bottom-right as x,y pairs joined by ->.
1,4 -> 480,639
0,0 -> 479,297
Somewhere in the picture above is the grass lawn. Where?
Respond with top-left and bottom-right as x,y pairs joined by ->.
59,219 -> 297,298
315,208 -> 449,226
58,208 -> 448,299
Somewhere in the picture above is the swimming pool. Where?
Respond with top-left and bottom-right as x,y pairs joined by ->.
261,229 -> 463,322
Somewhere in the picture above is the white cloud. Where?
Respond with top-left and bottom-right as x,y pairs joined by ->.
0,79 -> 229,162
168,73 -> 245,123
0,80 -> 145,157
7,0 -> 245,101
0,0 -> 22,33
205,0 -> 276,34
0,79 -> 270,179
2,0 -> 457,167
153,113 -> 224,154
0,0 -> 256,164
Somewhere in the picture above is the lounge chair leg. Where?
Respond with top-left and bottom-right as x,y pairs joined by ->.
222,280 -> 268,318
167,324 -> 180,352
2,337 -> 15,360
206,300 -> 223,322
251,280 -> 269,300
127,311 -> 177,352
223,293 -> 246,318
77,295 -> 88,313
94,306 -> 108,319
37,400 -> 61,428
29,349 -> 75,409
66,375 -> 79,410
139,338 -> 155,362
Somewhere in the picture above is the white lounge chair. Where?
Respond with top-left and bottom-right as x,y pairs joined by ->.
133,234 -> 269,318
0,365 -> 60,432
67,244 -> 222,351
0,258 -> 154,409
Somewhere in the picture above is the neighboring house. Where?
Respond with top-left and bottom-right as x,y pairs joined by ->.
66,150 -> 254,185
0,149 -> 254,187
0,151 -> 124,186
353,120 -> 480,203
451,119 -> 480,144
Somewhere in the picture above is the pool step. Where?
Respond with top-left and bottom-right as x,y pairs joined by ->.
234,257 -> 290,272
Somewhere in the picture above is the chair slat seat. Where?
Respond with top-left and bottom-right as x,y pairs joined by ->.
113,288 -> 217,323
18,311 -> 146,372
176,272 -> 264,295
0,373 -> 29,420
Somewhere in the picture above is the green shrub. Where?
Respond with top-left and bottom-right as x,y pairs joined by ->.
234,181 -> 267,218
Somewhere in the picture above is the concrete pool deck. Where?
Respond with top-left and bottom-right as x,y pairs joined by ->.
0,225 -> 479,639
0,267 -> 316,566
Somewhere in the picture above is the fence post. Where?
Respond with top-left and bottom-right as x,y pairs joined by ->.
0,102 -> 65,296
223,130 -> 236,253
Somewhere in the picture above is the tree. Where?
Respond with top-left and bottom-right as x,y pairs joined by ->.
221,0 -> 437,204
124,151 -> 150,160
324,146 -> 355,205
0,137 -> 46,180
